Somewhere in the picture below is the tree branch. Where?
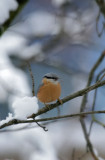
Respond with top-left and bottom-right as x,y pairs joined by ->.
28,79 -> 105,119
80,119 -> 99,160
27,62 -> 35,96
0,0 -> 29,36
80,51 -> 105,112
1,110 -> 105,130
79,51 -> 105,160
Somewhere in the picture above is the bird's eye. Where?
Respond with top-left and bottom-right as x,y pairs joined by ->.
53,78 -> 57,81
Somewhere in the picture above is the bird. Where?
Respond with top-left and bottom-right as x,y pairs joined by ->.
37,73 -> 62,105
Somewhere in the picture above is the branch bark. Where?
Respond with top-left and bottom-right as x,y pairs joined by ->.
28,79 -> 105,119
1,110 -> 105,130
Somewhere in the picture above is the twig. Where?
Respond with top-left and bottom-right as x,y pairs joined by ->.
28,79 -> 105,119
80,51 -> 105,160
80,51 -> 105,112
35,121 -> 48,131
78,151 -> 88,160
88,69 -> 105,136
80,50 -> 105,160
92,69 -> 105,112
27,62 -> 35,96
96,11 -> 104,37
1,110 -> 105,130
80,119 -> 99,160
71,148 -> 75,160
95,0 -> 105,17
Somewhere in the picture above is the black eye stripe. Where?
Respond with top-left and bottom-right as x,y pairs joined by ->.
44,76 -> 58,80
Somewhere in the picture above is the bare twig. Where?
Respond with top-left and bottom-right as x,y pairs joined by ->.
35,121 -> 48,131
80,119 -> 99,160
80,51 -> 105,160
1,110 -> 105,130
80,51 -> 105,112
71,148 -> 75,160
96,11 -> 104,37
27,62 -> 35,96
88,69 -> 105,136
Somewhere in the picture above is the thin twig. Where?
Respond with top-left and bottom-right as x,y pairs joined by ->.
27,62 -> 35,96
71,148 -> 75,160
80,119 -> 99,160
1,110 -> 105,130
88,69 -> 105,136
96,11 -> 104,37
35,121 -> 48,131
80,51 -> 105,160
80,51 -> 105,112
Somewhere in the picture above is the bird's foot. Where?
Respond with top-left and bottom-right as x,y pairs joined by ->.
57,98 -> 63,105
44,104 -> 50,110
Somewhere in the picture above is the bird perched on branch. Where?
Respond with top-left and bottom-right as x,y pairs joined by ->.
37,73 -> 62,105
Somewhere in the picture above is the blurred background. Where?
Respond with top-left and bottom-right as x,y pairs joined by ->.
0,0 -> 105,160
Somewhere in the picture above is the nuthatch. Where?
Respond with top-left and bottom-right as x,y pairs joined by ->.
37,73 -> 62,104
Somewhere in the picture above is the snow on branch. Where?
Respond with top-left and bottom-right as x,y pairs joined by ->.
0,0 -> 29,36
0,79 -> 105,130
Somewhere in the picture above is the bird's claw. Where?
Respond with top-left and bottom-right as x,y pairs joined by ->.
57,98 -> 63,105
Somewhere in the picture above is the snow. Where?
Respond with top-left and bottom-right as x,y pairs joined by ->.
52,0 -> 71,7
19,43 -> 43,60
93,148 -> 105,160
0,1 -> 103,160
98,157 -> 105,160
12,96 -> 39,120
0,32 -> 27,55
0,68 -> 30,95
0,113 -> 13,126
63,9 -> 96,45
0,0 -> 18,24
30,152 -> 57,160
0,127 -> 59,160
26,12 -> 60,36
0,96 -> 39,124
0,64 -> 31,106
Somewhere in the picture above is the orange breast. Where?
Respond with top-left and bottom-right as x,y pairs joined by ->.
37,82 -> 61,103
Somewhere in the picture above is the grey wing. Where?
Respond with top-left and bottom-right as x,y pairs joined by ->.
37,83 -> 43,95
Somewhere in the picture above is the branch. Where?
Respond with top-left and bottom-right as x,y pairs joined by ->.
88,69 -> 105,135
1,110 -> 105,130
96,10 -> 105,37
80,51 -> 105,112
0,0 -> 29,36
79,51 -> 105,160
80,119 -> 99,160
27,62 -> 35,96
95,0 -> 105,17
28,79 -> 105,119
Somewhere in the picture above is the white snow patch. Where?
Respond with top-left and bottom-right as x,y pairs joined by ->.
0,113 -> 13,126
26,12 -> 60,35
12,96 -> 39,120
0,0 -> 18,24
52,0 -> 71,7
